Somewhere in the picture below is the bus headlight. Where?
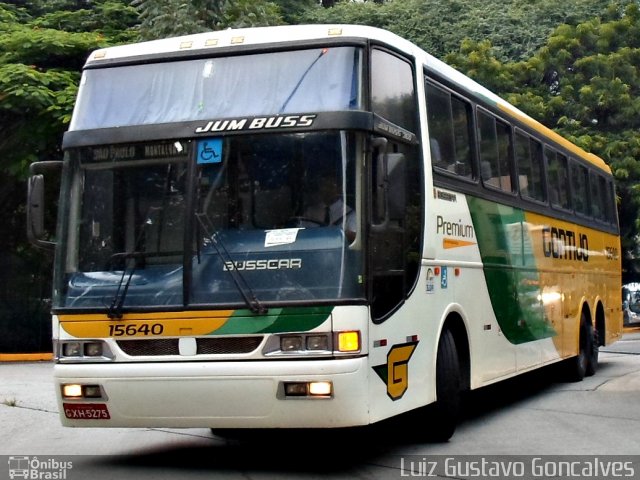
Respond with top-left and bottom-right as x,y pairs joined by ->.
84,342 -> 103,357
62,342 -> 82,357
281,336 -> 304,352
306,335 -> 329,351
56,340 -> 113,362
263,331 -> 360,356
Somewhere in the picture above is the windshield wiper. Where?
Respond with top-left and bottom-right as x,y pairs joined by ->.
279,48 -> 328,113
107,252 -> 143,319
196,213 -> 268,315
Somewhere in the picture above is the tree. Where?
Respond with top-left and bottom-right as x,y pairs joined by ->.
0,0 -> 138,352
446,3 -> 640,281
132,0 -> 284,40
301,0 -> 635,61
270,0 -> 317,24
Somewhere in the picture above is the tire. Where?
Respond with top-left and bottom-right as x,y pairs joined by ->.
431,328 -> 461,442
566,314 -> 591,382
586,324 -> 599,377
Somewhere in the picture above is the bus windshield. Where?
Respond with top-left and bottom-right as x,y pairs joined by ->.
54,131 -> 364,311
70,46 -> 362,131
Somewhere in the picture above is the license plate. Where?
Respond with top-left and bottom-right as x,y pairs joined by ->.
63,403 -> 111,420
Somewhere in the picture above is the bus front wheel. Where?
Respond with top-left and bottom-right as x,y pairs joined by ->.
431,328 -> 461,441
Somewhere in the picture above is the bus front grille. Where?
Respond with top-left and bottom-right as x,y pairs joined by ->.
116,336 -> 264,356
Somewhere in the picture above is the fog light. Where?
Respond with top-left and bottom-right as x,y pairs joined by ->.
83,385 -> 102,398
62,384 -> 83,398
306,335 -> 329,351
337,331 -> 360,352
62,342 -> 82,357
309,381 -> 332,396
84,342 -> 103,357
284,382 -> 308,396
281,336 -> 304,352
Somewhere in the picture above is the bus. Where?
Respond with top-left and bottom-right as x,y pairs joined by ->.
28,24 -> 622,441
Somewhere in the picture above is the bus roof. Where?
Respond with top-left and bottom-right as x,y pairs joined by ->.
86,24 -> 610,174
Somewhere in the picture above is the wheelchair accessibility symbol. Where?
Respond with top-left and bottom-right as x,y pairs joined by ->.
197,138 -> 223,164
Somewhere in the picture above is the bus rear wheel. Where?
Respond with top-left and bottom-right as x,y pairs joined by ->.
431,328 -> 461,441
586,324 -> 599,377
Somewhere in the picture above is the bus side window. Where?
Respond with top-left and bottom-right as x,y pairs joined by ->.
426,82 -> 453,170
605,179 -> 617,225
570,161 -> 589,215
478,110 -> 513,192
451,96 -> 474,178
589,172 -> 609,222
515,132 -> 545,201
425,79 -> 474,179
546,148 -> 571,210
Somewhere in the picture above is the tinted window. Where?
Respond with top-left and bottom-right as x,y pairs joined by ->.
478,110 -> 513,192
515,132 -> 545,201
426,80 -> 473,179
371,49 -> 417,133
570,161 -> 589,215
546,148 -> 571,210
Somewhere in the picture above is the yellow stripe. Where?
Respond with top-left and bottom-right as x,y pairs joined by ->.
59,310 -> 235,338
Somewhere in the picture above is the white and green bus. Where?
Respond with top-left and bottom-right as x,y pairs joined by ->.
28,24 -> 622,440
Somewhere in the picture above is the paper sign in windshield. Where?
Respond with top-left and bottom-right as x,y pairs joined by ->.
265,228 -> 303,247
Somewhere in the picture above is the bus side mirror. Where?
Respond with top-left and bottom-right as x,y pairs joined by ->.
27,161 -> 62,251
372,137 -> 388,225
371,137 -> 406,225
386,153 -> 406,221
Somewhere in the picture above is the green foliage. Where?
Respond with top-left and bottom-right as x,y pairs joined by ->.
218,0 -> 283,29
0,0 -> 139,349
132,0 -> 284,40
0,1 -> 137,175
270,0 -> 317,23
301,0 -> 634,61
445,2 -> 640,277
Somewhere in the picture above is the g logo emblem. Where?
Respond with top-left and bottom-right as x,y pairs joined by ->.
373,341 -> 418,400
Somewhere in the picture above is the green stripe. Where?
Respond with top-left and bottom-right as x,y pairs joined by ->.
467,197 -> 556,344
211,306 -> 333,335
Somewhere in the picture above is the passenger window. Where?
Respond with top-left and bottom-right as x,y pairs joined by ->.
515,133 -> 545,201
605,180 -> 617,225
589,172 -> 604,220
426,80 -> 474,179
570,161 -> 589,215
478,110 -> 513,192
546,148 -> 571,210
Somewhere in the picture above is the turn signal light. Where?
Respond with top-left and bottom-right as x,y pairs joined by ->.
337,331 -> 360,352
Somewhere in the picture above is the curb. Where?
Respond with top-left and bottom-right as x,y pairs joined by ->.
0,353 -> 53,362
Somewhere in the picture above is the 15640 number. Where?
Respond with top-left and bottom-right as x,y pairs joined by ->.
108,323 -> 164,337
